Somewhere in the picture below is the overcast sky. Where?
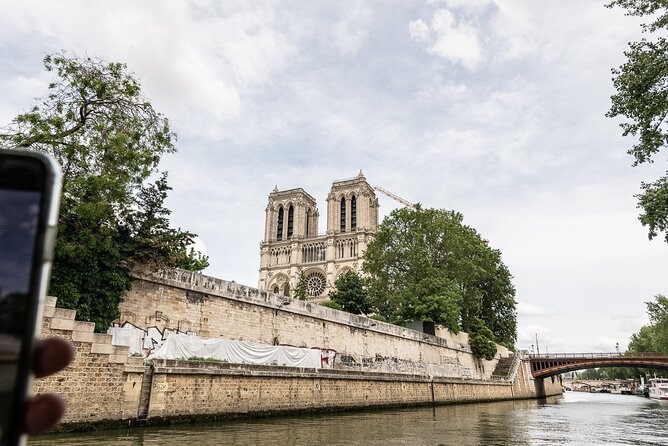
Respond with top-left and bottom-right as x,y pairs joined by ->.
1,0 -> 666,353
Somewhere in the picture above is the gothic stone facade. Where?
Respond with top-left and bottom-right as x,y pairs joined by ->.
258,172 -> 379,300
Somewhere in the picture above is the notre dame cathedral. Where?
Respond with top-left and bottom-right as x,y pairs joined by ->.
258,171 -> 379,300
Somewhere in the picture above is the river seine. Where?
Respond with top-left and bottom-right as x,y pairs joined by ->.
30,391 -> 668,445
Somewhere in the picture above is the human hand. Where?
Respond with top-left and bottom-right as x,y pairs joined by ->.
23,338 -> 74,435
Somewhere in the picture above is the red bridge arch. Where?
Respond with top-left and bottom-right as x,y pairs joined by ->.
530,353 -> 668,379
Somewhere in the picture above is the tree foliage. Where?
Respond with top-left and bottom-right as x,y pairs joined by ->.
628,294 -> 668,353
623,294 -> 668,377
329,270 -> 372,315
467,317 -> 498,361
363,206 -> 517,356
320,300 -> 342,311
577,367 -> 637,380
293,271 -> 308,300
0,53 -> 207,331
607,0 -> 668,242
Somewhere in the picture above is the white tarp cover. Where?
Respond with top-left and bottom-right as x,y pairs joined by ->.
148,332 -> 322,369
107,325 -> 144,355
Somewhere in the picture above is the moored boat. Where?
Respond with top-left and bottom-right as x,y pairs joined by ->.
611,385 -> 633,395
648,378 -> 668,401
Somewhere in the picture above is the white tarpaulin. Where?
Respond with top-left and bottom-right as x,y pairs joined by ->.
148,332 -> 322,369
107,325 -> 144,355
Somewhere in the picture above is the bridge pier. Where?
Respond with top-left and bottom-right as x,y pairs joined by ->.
534,377 -> 546,398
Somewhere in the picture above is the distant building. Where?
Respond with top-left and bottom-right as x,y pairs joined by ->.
258,171 -> 379,300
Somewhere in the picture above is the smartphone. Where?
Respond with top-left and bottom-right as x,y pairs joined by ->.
0,149 -> 61,446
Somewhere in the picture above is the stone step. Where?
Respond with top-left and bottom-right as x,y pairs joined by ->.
45,296 -> 57,308
43,305 -> 56,318
49,318 -> 76,331
71,330 -> 94,343
74,321 -> 95,333
113,345 -> 130,355
492,357 -> 514,378
92,333 -> 112,345
53,308 -> 77,320
127,357 -> 146,367
91,342 -> 115,355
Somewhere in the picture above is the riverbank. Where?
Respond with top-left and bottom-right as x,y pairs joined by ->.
33,270 -> 562,432
35,392 -> 667,446
33,326 -> 560,433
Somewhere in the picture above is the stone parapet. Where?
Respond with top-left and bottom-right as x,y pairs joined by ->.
34,297 -> 146,426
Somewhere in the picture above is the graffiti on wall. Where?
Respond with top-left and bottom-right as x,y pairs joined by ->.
107,321 -> 195,356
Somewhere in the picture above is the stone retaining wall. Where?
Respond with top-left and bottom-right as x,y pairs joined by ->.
120,268 -> 509,379
35,291 -> 561,431
34,296 -> 145,426
147,359 -> 519,421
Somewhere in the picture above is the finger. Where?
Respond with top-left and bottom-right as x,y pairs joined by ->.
32,338 -> 74,378
23,394 -> 66,435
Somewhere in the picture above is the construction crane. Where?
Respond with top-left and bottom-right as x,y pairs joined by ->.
373,186 -> 415,208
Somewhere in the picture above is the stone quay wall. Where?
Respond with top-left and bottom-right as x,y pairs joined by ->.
34,271 -> 562,430
33,297 -> 145,427
119,268 -> 510,379
146,358 -> 561,422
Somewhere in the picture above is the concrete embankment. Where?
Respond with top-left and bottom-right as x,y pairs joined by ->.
34,289 -> 561,432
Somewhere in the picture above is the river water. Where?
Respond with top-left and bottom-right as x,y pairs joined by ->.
30,392 -> 668,445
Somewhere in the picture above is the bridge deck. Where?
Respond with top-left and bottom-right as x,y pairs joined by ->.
529,353 -> 668,378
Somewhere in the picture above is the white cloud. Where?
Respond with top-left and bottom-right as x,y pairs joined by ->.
0,0 -> 295,127
428,9 -> 482,70
517,302 -> 554,318
591,337 -> 626,353
432,0 -> 492,12
1,0 -> 665,354
409,19 -> 430,42
489,0 -> 537,61
333,5 -> 371,55
416,75 -> 468,100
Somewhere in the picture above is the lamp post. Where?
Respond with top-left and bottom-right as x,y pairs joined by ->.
535,333 -> 541,356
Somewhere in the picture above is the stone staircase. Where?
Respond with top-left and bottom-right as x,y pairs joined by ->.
34,296 -> 147,425
492,353 -> 517,380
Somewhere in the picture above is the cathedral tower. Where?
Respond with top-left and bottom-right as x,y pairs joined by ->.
258,171 -> 379,300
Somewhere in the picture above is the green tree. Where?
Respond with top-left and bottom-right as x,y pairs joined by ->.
467,317 -> 498,360
627,295 -> 668,353
0,53 -> 205,331
329,270 -> 372,315
125,172 -> 209,270
363,206 -> 517,353
607,0 -> 668,242
293,271 -> 308,300
629,294 -> 668,353
578,368 -> 603,380
628,325 -> 657,353
320,300 -> 342,310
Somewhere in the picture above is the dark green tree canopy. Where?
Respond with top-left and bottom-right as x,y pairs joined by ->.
607,0 -> 668,242
293,271 -> 308,300
329,270 -> 372,315
0,53 -> 207,331
628,294 -> 668,353
626,294 -> 668,376
628,294 -> 668,354
2,53 -> 174,197
363,206 -> 517,355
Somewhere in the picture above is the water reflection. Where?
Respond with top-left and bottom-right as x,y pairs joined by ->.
30,393 -> 668,446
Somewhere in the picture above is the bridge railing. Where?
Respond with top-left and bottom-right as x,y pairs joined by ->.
529,352 -> 668,359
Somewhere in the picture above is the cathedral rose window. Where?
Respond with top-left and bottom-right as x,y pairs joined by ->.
306,271 -> 327,296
